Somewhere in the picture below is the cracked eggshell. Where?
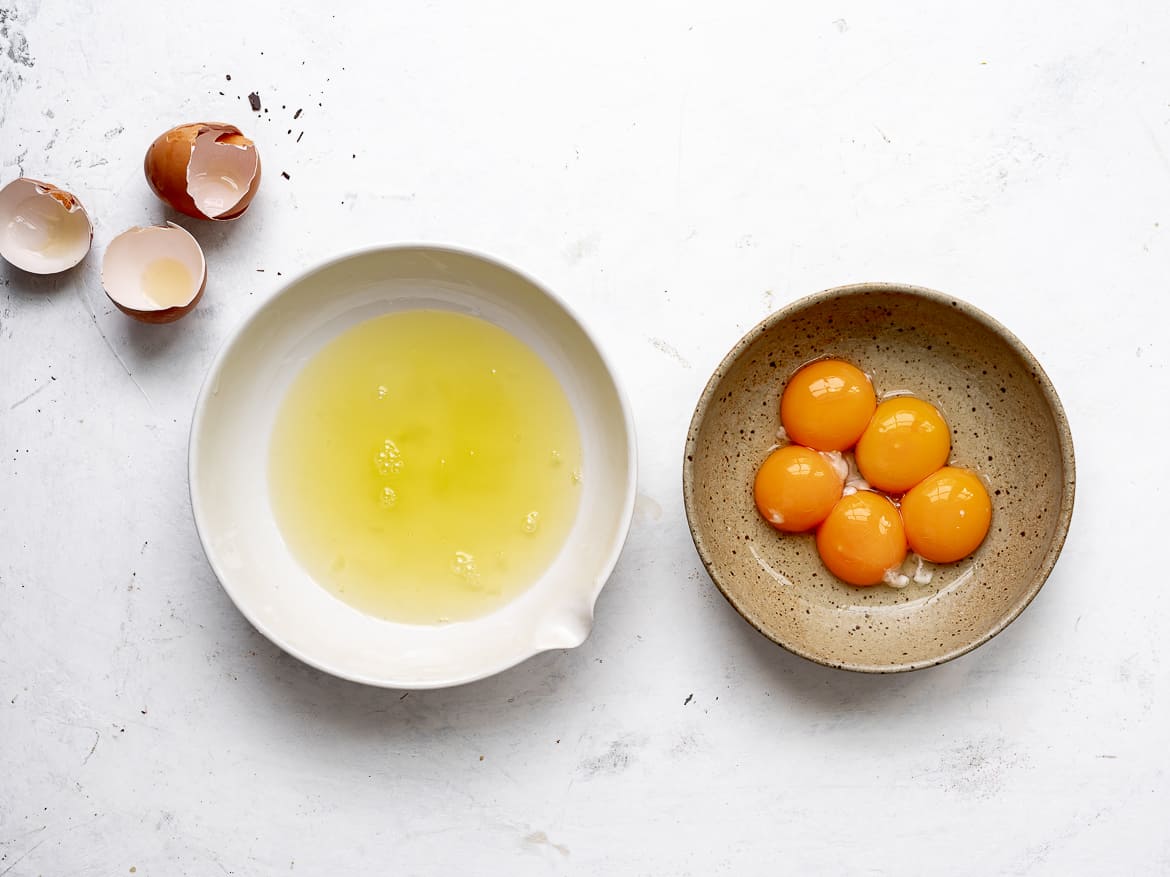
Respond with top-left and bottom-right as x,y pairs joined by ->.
144,123 -> 261,221
102,222 -> 207,324
0,177 -> 93,273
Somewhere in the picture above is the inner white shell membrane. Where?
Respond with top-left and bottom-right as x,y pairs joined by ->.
186,131 -> 258,218
103,224 -> 205,311
0,178 -> 92,273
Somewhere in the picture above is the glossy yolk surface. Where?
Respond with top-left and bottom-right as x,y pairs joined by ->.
779,359 -> 876,452
900,466 -> 992,563
854,396 -> 950,493
815,491 -> 907,586
753,445 -> 844,533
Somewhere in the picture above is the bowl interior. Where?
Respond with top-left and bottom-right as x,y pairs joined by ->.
190,246 -> 635,688
684,284 -> 1074,672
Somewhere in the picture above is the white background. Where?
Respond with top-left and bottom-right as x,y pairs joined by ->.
2,1 -> 1168,874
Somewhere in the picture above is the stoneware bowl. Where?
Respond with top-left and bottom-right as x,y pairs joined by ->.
190,245 -> 636,688
683,283 -> 1075,672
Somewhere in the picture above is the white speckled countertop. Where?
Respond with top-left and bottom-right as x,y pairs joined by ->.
2,1 -> 1168,874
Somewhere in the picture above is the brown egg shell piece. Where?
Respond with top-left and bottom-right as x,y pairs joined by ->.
102,222 -> 207,324
143,122 -> 261,221
0,177 -> 93,274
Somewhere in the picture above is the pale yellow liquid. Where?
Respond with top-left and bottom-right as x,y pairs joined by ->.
268,310 -> 583,624
142,257 -> 193,306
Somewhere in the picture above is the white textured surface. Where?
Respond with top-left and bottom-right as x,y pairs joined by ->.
1,1 -> 1167,874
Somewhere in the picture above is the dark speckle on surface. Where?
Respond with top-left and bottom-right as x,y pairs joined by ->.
248,91 -> 261,111
281,171 -> 290,180
3,19 -> 34,68
577,737 -> 640,779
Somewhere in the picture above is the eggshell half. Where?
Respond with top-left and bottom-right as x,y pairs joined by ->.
102,223 -> 207,323
144,123 -> 261,220
0,177 -> 93,273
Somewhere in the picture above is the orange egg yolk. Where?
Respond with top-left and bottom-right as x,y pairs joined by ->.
780,359 -> 876,452
815,491 -> 907,586
753,445 -> 844,533
854,396 -> 950,494
900,466 -> 992,563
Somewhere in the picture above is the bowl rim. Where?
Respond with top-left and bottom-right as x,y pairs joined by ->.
682,281 -> 1076,673
188,242 -> 638,688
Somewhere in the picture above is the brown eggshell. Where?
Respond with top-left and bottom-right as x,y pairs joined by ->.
102,223 -> 207,323
112,270 -> 207,324
208,131 -> 262,221
143,122 -> 261,221
0,177 -> 93,273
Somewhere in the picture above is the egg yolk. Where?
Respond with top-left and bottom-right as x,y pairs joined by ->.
780,359 -> 876,452
816,491 -> 907,586
753,445 -> 844,533
900,466 -> 992,563
854,396 -> 950,493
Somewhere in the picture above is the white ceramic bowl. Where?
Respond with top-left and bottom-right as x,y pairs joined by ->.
190,245 -> 636,688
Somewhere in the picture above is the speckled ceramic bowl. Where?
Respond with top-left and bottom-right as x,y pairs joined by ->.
683,283 -> 1075,672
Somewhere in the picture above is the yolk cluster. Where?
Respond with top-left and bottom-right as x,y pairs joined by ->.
753,359 -> 992,586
